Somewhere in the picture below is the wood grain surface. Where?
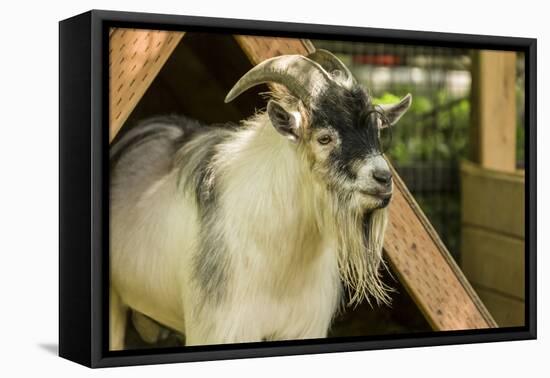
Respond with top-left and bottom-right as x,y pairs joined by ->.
109,28 -> 184,141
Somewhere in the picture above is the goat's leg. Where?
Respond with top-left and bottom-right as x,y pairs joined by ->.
109,289 -> 127,350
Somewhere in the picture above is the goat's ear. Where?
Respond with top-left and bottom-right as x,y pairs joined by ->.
267,100 -> 301,143
378,93 -> 412,128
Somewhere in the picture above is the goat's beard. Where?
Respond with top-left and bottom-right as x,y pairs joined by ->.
328,192 -> 392,307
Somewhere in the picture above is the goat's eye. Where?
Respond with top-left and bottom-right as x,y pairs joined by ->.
317,135 -> 332,145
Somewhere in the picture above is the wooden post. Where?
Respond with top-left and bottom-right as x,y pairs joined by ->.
470,50 -> 517,172
464,50 -> 523,326
460,161 -> 525,327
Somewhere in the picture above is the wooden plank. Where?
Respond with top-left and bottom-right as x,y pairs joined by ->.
473,285 -> 524,327
470,50 -> 517,172
235,35 -> 315,61
462,226 -> 524,299
109,28 -> 184,142
461,160 -> 525,238
386,170 -> 496,330
236,35 -> 496,331
234,35 -> 315,95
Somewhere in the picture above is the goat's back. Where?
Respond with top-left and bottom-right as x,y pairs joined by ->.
111,116 -> 202,197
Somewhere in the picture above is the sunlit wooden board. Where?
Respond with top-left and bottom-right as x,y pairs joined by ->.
386,170 -> 496,329
109,28 -> 185,142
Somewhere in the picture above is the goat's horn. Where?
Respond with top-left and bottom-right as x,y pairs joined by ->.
225,55 -> 332,103
307,49 -> 355,85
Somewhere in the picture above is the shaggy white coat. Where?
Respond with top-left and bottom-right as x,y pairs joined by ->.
109,111 -> 389,349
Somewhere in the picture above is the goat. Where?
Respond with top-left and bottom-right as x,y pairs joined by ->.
109,50 -> 412,349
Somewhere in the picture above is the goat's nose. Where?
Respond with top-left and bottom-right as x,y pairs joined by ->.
372,169 -> 392,185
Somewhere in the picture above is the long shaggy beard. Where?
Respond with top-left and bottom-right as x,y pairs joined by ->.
330,195 -> 392,307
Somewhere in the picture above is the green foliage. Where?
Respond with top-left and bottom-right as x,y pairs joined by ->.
373,91 -> 470,165
375,86 -> 525,166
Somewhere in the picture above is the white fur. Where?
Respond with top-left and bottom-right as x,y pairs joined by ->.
110,112 -> 389,349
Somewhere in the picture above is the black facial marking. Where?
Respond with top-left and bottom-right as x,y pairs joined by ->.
312,84 -> 383,180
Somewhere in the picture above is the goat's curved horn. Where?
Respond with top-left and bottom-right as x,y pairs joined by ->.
225,55 -> 332,103
307,49 -> 355,86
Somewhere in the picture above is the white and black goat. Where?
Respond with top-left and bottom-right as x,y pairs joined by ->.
109,50 -> 412,349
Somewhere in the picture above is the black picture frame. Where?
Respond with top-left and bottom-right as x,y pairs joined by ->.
59,9 -> 537,368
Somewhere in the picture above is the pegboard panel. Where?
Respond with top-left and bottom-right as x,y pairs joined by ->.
109,28 -> 185,142
235,35 -> 315,61
237,34 -> 496,330
386,170 -> 497,329
234,35 -> 315,97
